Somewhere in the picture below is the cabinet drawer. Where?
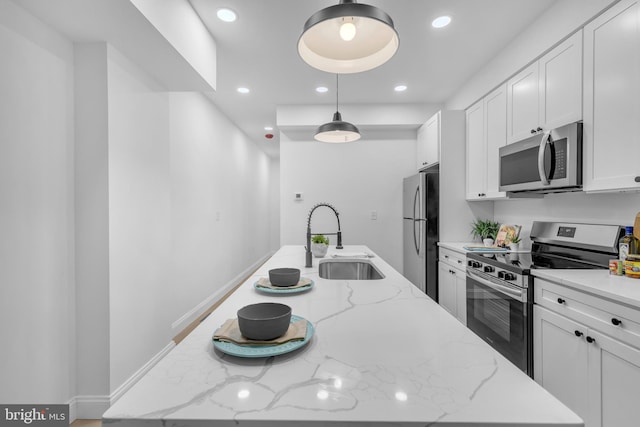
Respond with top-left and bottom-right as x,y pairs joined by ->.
535,278 -> 640,349
439,247 -> 466,270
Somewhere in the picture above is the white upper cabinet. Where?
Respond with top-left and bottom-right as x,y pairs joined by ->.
507,31 -> 583,144
539,31 -> 583,130
465,100 -> 485,199
507,62 -> 540,144
583,0 -> 640,193
466,84 -> 507,200
417,113 -> 440,171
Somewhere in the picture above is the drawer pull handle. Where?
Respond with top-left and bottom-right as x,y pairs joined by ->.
611,318 -> 622,326
586,336 -> 596,344
574,330 -> 583,337
557,298 -> 566,304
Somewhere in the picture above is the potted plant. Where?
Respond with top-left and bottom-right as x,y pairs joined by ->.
509,236 -> 522,252
311,234 -> 329,258
471,219 -> 501,246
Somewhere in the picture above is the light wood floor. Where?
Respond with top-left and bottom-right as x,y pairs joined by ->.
71,420 -> 101,427
70,259 -> 268,427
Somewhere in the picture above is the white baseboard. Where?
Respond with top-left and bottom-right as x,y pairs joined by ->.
170,252 -> 274,334
68,341 -> 175,423
68,394 -> 110,423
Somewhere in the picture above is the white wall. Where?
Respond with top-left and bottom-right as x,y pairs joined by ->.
106,45 -> 173,392
279,134 -> 416,272
0,2 -> 276,418
0,0 -> 75,403
444,0 -> 636,245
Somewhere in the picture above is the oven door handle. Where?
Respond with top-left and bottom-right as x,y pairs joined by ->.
467,270 -> 525,301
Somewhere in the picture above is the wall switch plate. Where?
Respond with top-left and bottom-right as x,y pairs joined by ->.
294,192 -> 304,201
370,210 -> 378,220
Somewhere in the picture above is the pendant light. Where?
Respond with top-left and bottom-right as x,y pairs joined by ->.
314,75 -> 361,143
298,0 -> 399,74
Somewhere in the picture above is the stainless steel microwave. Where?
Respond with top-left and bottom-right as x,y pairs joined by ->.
499,122 -> 582,194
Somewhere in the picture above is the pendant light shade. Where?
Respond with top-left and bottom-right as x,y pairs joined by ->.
314,75 -> 361,143
298,0 -> 399,74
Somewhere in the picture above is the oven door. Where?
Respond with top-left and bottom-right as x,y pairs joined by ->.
466,269 -> 532,376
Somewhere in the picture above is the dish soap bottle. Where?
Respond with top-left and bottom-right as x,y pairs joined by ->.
619,226 -> 638,261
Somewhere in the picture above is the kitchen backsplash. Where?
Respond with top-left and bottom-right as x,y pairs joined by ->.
494,190 -> 640,250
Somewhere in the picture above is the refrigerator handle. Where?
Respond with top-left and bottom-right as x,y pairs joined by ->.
413,186 -> 421,255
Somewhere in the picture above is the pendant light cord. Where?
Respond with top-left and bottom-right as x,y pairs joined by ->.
335,74 -> 339,113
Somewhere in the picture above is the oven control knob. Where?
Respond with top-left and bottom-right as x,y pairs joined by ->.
498,271 -> 516,281
468,261 -> 482,269
483,265 -> 495,273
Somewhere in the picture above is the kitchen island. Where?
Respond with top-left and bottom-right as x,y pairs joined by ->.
102,245 -> 582,426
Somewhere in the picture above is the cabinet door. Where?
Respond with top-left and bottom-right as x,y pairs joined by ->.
484,84 -> 507,199
539,31 -> 583,130
507,62 -> 539,143
454,266 -> 467,326
465,100 -> 486,200
534,306 -> 589,420
583,0 -> 640,192
587,329 -> 640,427
438,262 -> 457,317
417,113 -> 440,170
416,122 -> 428,171
424,113 -> 440,167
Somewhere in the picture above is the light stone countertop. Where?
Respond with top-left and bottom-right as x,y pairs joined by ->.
102,245 -> 583,427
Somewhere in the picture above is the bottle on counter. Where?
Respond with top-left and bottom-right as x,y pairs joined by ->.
619,226 -> 638,262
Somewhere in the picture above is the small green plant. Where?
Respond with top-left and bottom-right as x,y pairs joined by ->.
510,235 -> 522,244
471,219 -> 501,241
311,234 -> 329,245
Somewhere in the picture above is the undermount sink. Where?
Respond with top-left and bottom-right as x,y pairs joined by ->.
318,259 -> 385,280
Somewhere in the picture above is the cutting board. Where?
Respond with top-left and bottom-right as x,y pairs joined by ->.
634,212 -> 640,241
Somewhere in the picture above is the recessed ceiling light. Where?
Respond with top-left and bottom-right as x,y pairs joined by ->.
316,86 -> 329,93
432,16 -> 451,28
394,84 -> 408,92
264,126 -> 273,131
217,8 -> 237,22
237,87 -> 250,94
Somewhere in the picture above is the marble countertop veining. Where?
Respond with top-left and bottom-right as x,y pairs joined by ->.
102,245 -> 583,427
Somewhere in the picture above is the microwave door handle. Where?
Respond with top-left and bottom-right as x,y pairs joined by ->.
537,131 -> 552,185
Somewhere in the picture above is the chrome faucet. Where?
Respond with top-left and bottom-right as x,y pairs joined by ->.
306,202 -> 343,267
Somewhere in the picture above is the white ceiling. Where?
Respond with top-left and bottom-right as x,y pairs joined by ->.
17,0 -> 559,158
188,0 -> 557,157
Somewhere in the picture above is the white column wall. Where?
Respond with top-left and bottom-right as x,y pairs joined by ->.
106,46 -> 173,392
0,0 -> 75,403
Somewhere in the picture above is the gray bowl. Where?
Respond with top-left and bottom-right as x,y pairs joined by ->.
237,303 -> 292,340
268,268 -> 301,287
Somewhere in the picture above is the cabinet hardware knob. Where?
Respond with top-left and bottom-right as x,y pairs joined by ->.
444,255 -> 449,259
574,330 -> 583,337
586,336 -> 596,344
611,318 -> 622,326
635,176 -> 640,183
536,127 -> 543,132
557,298 -> 566,304
457,260 -> 462,264
531,129 -> 536,134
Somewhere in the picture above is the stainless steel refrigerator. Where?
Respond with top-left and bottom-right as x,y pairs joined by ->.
402,168 -> 439,300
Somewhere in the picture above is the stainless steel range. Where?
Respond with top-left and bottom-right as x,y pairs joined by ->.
466,221 -> 624,378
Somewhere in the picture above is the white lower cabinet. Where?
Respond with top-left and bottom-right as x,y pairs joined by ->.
438,247 -> 467,325
534,278 -> 640,427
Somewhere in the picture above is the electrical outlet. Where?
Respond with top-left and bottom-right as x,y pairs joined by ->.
370,210 -> 378,220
